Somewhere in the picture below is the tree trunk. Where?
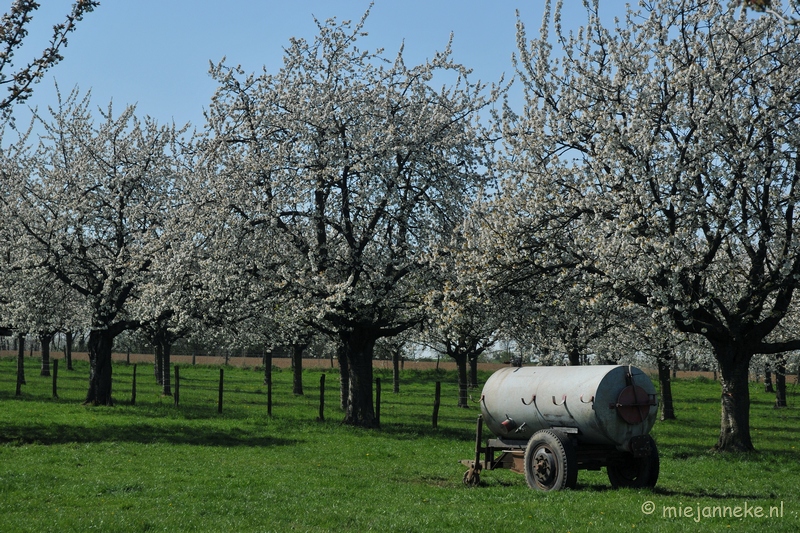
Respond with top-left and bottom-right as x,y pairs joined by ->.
39,333 -> 52,377
291,343 -> 304,395
392,349 -> 400,393
713,343 -> 754,452
337,343 -> 349,411
656,355 -> 676,420
469,352 -> 479,388
65,330 -> 74,370
341,329 -> 378,427
455,352 -> 469,408
568,347 -> 580,366
775,353 -> 787,408
16,333 -> 25,395
84,329 -> 115,406
764,364 -> 774,393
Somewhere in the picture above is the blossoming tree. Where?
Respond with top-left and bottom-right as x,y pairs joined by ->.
9,88 -> 187,405
201,11 -> 496,426
0,0 -> 97,336
490,0 -> 800,451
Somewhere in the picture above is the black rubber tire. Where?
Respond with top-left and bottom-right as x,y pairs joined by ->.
523,429 -> 577,491
607,435 -> 660,489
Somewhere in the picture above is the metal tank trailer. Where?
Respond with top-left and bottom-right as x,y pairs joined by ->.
461,365 -> 659,491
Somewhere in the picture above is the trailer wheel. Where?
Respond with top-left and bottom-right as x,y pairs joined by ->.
607,436 -> 659,489
524,429 -> 577,491
463,468 -> 480,487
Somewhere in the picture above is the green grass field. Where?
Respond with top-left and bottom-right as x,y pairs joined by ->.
1,357 -> 799,532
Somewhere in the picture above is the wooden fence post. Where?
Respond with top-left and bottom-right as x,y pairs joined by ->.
265,350 -> 273,417
432,381 -> 441,428
375,377 -> 381,426
15,334 -> 25,396
318,373 -> 326,422
218,368 -> 224,414
174,365 -> 180,407
131,364 -> 137,405
267,379 -> 273,417
51,359 -> 59,398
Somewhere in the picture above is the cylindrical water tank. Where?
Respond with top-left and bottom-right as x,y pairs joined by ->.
480,365 -> 658,452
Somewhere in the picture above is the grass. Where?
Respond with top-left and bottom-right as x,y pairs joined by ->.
1,357 -> 799,532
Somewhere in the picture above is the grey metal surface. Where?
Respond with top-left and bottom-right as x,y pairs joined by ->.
479,365 -> 657,452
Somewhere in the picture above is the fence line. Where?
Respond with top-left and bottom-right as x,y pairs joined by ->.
0,350 -> 507,373
6,357 -> 464,429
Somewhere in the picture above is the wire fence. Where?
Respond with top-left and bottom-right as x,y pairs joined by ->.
0,356 -> 481,430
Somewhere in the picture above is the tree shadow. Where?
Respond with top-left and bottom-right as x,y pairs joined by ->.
0,421 -> 299,448
372,422 -> 477,442
572,482 -> 763,499
649,486 -> 766,500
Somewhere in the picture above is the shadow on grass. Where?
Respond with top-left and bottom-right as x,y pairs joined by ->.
0,421 -> 299,448
573,482 -> 764,499
661,443 -> 800,462
375,422 -> 477,442
651,486 -> 767,499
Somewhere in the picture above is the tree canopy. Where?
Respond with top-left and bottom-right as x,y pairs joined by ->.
199,11 -> 498,426
477,0 -> 800,451
6,88 -> 187,404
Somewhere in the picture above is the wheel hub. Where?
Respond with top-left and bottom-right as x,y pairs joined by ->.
533,448 -> 556,485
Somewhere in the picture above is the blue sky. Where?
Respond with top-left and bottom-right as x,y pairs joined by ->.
16,1 -> 625,129
16,1 -> 518,128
